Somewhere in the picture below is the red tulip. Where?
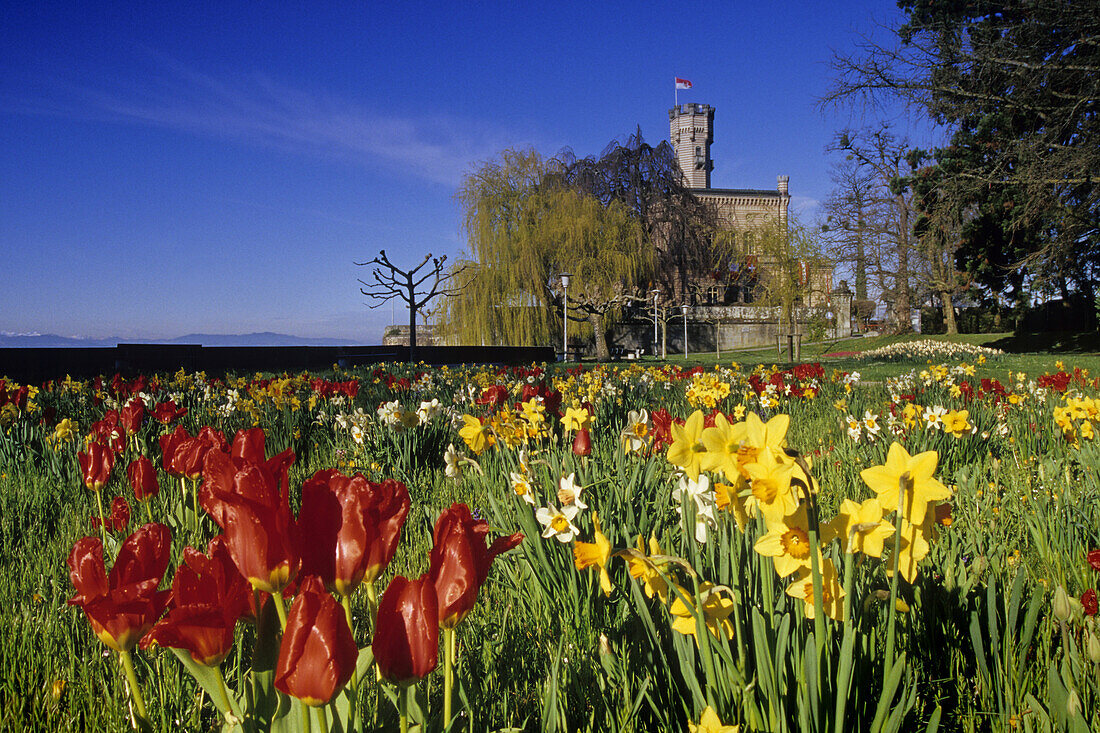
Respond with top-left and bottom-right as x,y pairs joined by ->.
141,536 -> 251,666
374,574 -> 439,684
159,425 -> 193,477
273,576 -> 358,706
78,442 -> 116,491
126,456 -> 160,501
428,503 -> 523,629
1084,588 -> 1098,617
1088,549 -> 1100,572
91,497 -> 131,533
231,427 -> 268,466
120,398 -> 145,436
572,426 -> 592,456
152,400 -> 187,425
200,449 -> 300,594
299,470 -> 410,596
67,523 -> 172,652
88,411 -> 126,453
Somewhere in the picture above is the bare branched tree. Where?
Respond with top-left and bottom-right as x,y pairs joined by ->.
356,250 -> 466,361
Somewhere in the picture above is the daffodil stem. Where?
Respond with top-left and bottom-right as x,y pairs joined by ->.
119,649 -> 149,724
341,594 -> 359,731
272,590 -> 289,632
444,626 -> 455,725
693,579 -> 719,709
884,493 -> 905,687
808,527 -> 826,656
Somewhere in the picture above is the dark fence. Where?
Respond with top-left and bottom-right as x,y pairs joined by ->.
0,344 -> 557,384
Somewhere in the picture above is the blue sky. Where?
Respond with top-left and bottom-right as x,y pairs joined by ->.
1,1 -> 934,343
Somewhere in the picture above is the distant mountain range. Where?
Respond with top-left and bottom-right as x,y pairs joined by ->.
0,332 -> 365,348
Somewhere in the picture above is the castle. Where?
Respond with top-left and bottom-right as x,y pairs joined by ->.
611,103 -> 851,355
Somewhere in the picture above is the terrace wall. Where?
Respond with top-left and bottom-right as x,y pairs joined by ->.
0,344 -> 556,384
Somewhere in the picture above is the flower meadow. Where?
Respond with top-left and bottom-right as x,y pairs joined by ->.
1,357 -> 1099,732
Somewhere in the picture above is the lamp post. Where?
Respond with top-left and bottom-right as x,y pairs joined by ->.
681,304 -> 689,359
561,273 -> 571,361
650,289 -> 660,359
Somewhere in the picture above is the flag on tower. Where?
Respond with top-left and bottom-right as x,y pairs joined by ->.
675,77 -> 693,90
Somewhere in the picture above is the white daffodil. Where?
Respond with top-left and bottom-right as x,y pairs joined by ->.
556,473 -> 588,511
417,398 -> 442,425
671,473 -> 718,544
846,415 -> 862,442
536,503 -> 580,542
510,471 -> 536,506
444,443 -> 463,480
622,409 -> 651,453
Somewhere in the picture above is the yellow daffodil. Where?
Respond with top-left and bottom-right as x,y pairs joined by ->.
741,448 -> 799,525
669,582 -> 735,641
785,558 -> 845,621
825,497 -> 896,557
617,535 -> 670,602
714,483 -> 750,531
943,409 -> 973,438
561,406 -> 592,432
700,413 -> 749,483
458,415 -> 494,455
860,442 -> 951,524
753,503 -> 817,577
890,517 -> 932,583
741,412 -> 790,460
667,410 -> 708,480
573,512 -> 613,596
689,706 -> 740,733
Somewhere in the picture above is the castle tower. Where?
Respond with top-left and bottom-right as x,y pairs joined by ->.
669,103 -> 714,188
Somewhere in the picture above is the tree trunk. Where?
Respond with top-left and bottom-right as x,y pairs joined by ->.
590,312 -> 611,363
940,291 -> 958,334
408,301 -> 418,363
895,196 -> 912,332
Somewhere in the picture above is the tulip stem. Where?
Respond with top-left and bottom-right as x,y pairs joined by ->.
212,664 -> 237,724
301,702 -> 312,733
341,594 -> 359,731
191,478 -> 200,537
119,650 -> 149,724
443,626 -> 455,726
316,704 -> 329,732
143,499 -> 154,525
399,686 -> 409,733
94,489 -> 108,548
272,590 -> 289,632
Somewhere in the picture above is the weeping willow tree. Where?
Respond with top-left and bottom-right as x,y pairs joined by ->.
440,148 -> 652,359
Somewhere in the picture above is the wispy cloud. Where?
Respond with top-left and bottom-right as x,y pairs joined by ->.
790,195 -> 820,218
12,54 -> 512,187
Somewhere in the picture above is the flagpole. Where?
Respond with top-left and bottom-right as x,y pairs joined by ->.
674,76 -> 678,108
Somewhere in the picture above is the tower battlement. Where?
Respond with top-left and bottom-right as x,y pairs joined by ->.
669,104 -> 714,188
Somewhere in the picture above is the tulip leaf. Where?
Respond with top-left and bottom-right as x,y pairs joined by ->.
168,648 -> 244,730
327,646 -> 373,733
248,595 -> 285,730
